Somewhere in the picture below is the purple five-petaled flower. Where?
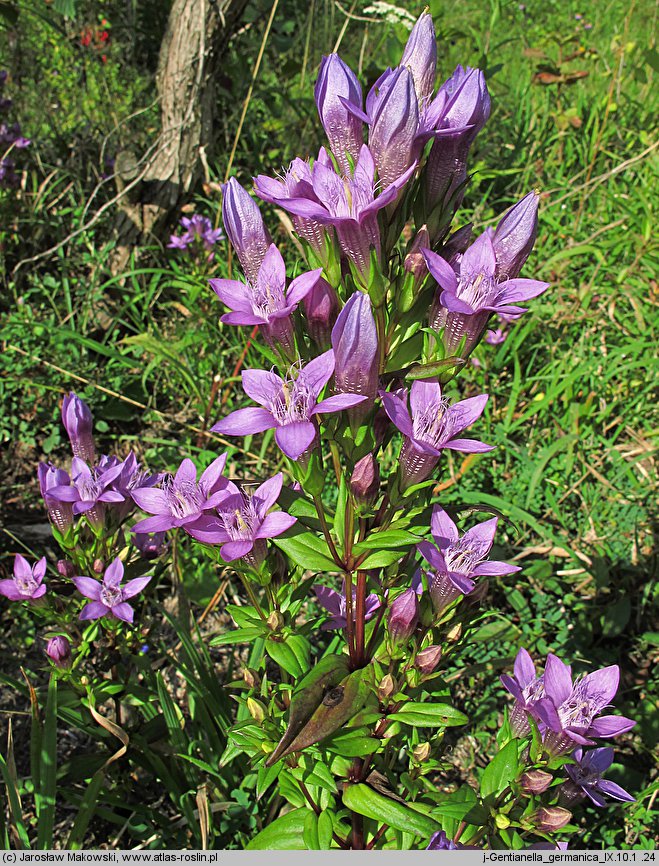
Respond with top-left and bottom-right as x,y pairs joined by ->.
73,558 -> 151,624
49,457 -> 126,525
0,555 -> 47,602
313,580 -> 381,630
565,748 -> 634,807
185,472 -> 296,565
212,351 -> 366,461
168,214 -> 223,253
423,231 -> 548,357
209,243 -> 321,357
379,379 -> 492,490
314,53 -> 364,174
131,455 -> 230,534
416,505 -> 520,614
500,647 -> 547,737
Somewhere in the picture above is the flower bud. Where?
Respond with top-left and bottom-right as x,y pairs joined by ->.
369,66 -> 419,188
446,623 -> 462,642
415,645 -> 442,675
247,697 -> 266,723
38,463 -> 74,532
350,453 -> 380,508
61,392 -> 96,463
377,673 -> 396,701
404,225 -> 430,282
267,611 -> 285,632
242,667 -> 260,689
387,588 -> 419,644
303,277 -> 339,349
400,11 -> 437,102
412,741 -> 432,763
331,291 -> 379,427
93,558 -> 104,574
491,190 -> 539,279
56,559 -> 75,578
520,770 -> 553,795
134,531 -> 167,560
315,54 -> 364,174
222,177 -> 272,283
46,635 -> 72,669
532,806 -> 572,832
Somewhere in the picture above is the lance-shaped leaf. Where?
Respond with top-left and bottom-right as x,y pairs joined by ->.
273,665 -> 375,762
405,357 -> 466,380
266,654 -> 351,766
342,783 -> 441,837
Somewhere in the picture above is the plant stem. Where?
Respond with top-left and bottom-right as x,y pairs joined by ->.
354,570 -> 367,666
344,570 -> 356,664
313,493 -> 344,568
238,573 -> 268,623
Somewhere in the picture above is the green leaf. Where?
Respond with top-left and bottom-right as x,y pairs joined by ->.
358,549 -> 404,569
36,675 -> 58,849
352,530 -> 419,553
265,634 -> 310,678
333,474 -> 348,549
324,728 -> 379,758
405,357 -> 466,380
388,702 -> 468,728
317,810 -> 334,849
210,626 -> 264,646
246,808 -> 309,849
480,740 -> 520,799
0,752 -> 30,849
342,784 -> 440,837
274,530 -> 340,572
257,762 -> 282,799
66,770 -> 106,849
303,810 -> 320,850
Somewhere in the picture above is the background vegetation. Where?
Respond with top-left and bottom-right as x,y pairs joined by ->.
0,0 -> 657,849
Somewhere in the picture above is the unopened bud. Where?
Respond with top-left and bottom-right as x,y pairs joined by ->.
93,558 -> 104,574
446,623 -> 462,642
267,611 -> 284,632
242,668 -> 260,689
350,453 -> 380,508
247,697 -> 266,723
520,770 -> 553,795
532,806 -> 572,832
415,645 -> 442,675
45,635 -> 72,669
387,588 -> 419,645
377,673 -> 396,701
412,742 -> 431,763
57,559 -> 75,578
404,225 -> 430,281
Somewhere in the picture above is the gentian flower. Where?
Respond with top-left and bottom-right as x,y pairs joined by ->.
105,452 -> 160,522
131,455 -> 230,533
302,277 -> 339,349
379,379 -> 493,489
186,472 -> 296,564
212,351 -> 366,461
134,531 -> 168,559
331,291 -> 379,425
0,555 -> 47,602
417,505 -> 520,613
500,647 -> 547,737
49,457 -> 126,525
485,327 -> 507,345
368,66 -> 419,187
314,54 -> 364,174
73,558 -> 151,624
426,831 -> 463,850
535,655 -> 636,754
61,392 -> 96,463
45,635 -> 72,669
423,232 -> 549,357
167,214 -> 224,258
387,587 -> 419,644
400,11 -> 437,103
313,580 -> 381,630
490,190 -> 539,279
222,177 -> 272,283
209,243 -> 322,356
38,462 -> 74,532
564,748 -> 635,806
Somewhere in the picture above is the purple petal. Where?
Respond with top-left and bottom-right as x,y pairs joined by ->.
111,602 -> 134,624
220,540 -> 255,562
131,487 -> 169,514
430,506 -> 459,547
497,278 -> 550,304
534,697 -> 563,731
500,674 -> 523,702
580,747 -> 613,774
132,514 -> 176,533
287,269 -> 323,306
450,394 -> 489,430
380,389 -> 414,438
255,511 -> 297,539
79,601 -> 110,621
595,780 -> 635,803
104,558 -> 124,588
461,231 -> 497,279
241,369 -> 284,407
461,516 -> 498,553
448,571 -> 475,594
417,540 -> 447,571
581,665 -> 620,708
122,575 -> 152,599
222,311 -> 265,326
199,453 -> 229,493
298,349 -> 335,399
0,580 -> 24,601
13,554 -> 32,582
174,458 -> 197,486
314,584 -> 342,617
209,279 -> 253,312
409,379 -> 442,419
212,407 -> 276,436
253,473 -> 284,514
583,787 -> 608,807
588,715 -> 636,738
513,648 -> 536,687
544,654 -> 574,706
274,422 -> 317,460
48,485 -> 80,502
313,394 -> 367,414
443,437 -> 494,453
472,560 -> 521,575
98,491 -> 125,504
72,576 -> 103,601
422,248 -> 458,293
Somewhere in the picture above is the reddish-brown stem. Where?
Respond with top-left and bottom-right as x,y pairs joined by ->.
354,570 -> 367,667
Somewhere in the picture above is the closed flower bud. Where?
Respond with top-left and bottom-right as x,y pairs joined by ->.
532,806 -> 572,832
350,453 -> 380,508
242,667 -> 260,689
303,277 -> 339,349
93,558 -> 104,574
315,54 -> 364,174
415,645 -> 442,675
267,611 -> 285,632
247,697 -> 266,723
56,559 -> 75,578
404,225 -> 430,281
520,770 -> 553,795
331,291 -> 379,426
61,392 -> 96,463
377,673 -> 396,701
400,11 -> 437,102
413,741 -> 432,763
369,66 -> 419,188
387,588 -> 419,644
46,635 -> 72,669
491,190 -> 539,280
222,177 -> 272,283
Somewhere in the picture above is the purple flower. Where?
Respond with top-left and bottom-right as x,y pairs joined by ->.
490,191 -> 539,279
185,472 -> 297,564
134,531 -> 168,559
168,214 -> 224,254
423,232 -> 549,357
315,54 -> 364,174
535,655 -> 636,754
485,327 -> 507,345
500,647 -> 547,737
0,555 -> 47,602
46,635 -> 72,669
38,462 -> 74,531
131,455 -> 230,534
105,452 -> 160,522
212,351 -> 366,461
73,558 -> 151,624
417,506 -> 520,613
313,580 -> 381,630
565,748 -> 634,807
368,66 -> 419,188
400,11 -> 437,103
222,177 -> 272,283
426,831 -> 462,850
388,587 -> 419,644
49,457 -> 126,525
61,392 -> 96,463
209,244 -> 322,356
303,277 -> 340,349
379,379 -> 493,489
331,291 -> 379,425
